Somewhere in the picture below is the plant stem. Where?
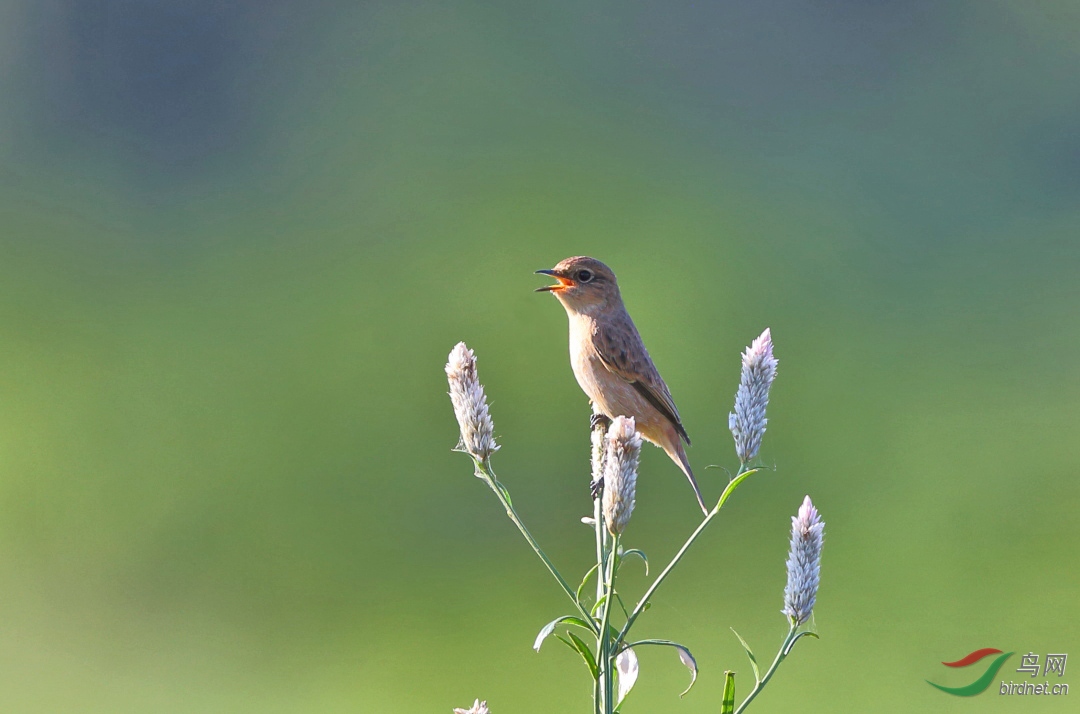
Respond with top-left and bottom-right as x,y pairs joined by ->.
594,498 -> 605,602
593,496 -> 608,714
475,459 -> 598,633
590,418 -> 609,713
592,498 -> 605,714
614,467 -> 757,650
598,534 -> 619,714
590,417 -> 608,606
733,627 -> 798,714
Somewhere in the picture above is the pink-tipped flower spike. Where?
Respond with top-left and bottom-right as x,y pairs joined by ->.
453,699 -> 490,714
446,342 -> 499,462
729,328 -> 778,464
783,495 -> 824,625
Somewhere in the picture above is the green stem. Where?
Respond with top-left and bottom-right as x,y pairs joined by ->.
594,498 -> 605,602
733,627 -> 798,714
598,534 -> 619,714
591,419 -> 608,714
593,494 -> 606,714
614,467 -> 757,650
475,459 -> 598,633
591,418 -> 608,607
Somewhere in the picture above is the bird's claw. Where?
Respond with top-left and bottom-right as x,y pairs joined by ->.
590,477 -> 604,500
590,413 -> 612,432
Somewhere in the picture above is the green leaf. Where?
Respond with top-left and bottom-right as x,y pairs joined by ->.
565,631 -> 599,680
720,670 -> 736,714
731,628 -> 760,683
614,592 -> 630,619
488,477 -> 513,507
575,563 -> 600,605
533,616 -> 593,652
675,644 -> 698,697
617,640 -> 697,697
591,595 -> 609,617
621,549 -> 649,576
783,630 -> 820,656
715,468 -> 759,510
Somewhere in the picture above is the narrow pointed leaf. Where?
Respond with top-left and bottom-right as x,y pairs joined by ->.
731,628 -> 760,683
614,592 -> 630,619
489,477 -> 513,507
565,631 -> 599,679
591,595 -> 609,617
783,630 -> 820,656
576,563 -> 600,605
675,645 -> 698,697
621,549 -> 649,576
721,670 -> 736,714
715,468 -> 759,511
533,616 -> 593,652
553,634 -> 578,656
617,640 -> 698,697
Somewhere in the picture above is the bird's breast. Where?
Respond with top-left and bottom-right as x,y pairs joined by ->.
567,316 -> 657,432
567,317 -> 602,397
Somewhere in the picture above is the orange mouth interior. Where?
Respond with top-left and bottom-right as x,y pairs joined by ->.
537,275 -> 575,292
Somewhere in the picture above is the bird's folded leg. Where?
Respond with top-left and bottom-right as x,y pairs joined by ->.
589,477 -> 604,500
589,411 -> 610,500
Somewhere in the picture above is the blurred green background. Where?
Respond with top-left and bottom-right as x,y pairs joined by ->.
1,1 -> 1078,712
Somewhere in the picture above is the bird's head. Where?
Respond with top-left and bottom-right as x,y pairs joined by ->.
535,256 -> 621,314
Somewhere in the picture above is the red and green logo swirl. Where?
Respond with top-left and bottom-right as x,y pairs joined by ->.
927,648 -> 1014,696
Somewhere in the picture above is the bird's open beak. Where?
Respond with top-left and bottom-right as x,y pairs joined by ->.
534,269 -> 575,293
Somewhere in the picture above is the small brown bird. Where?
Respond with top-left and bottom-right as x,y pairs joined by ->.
536,256 -> 706,513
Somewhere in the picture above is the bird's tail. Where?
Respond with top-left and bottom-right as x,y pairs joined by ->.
668,441 -> 708,515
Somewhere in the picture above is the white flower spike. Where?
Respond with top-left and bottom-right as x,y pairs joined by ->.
729,328 -> 778,464
446,342 -> 499,462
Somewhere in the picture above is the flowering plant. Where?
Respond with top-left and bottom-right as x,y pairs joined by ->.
446,330 -> 824,713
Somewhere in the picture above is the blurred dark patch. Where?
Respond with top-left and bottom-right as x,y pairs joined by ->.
12,0 -> 302,188
516,0 -> 960,117
631,0 -> 959,109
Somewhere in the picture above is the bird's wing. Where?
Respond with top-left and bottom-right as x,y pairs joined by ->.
594,315 -> 691,445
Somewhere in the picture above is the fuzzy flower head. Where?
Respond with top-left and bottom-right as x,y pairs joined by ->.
446,342 -> 498,462
603,416 -> 641,536
783,495 -> 824,626
728,328 -> 778,464
453,699 -> 490,714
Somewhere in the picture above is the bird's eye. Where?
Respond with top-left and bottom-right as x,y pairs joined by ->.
577,269 -> 594,283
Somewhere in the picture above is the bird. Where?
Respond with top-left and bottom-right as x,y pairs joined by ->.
535,256 -> 707,513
